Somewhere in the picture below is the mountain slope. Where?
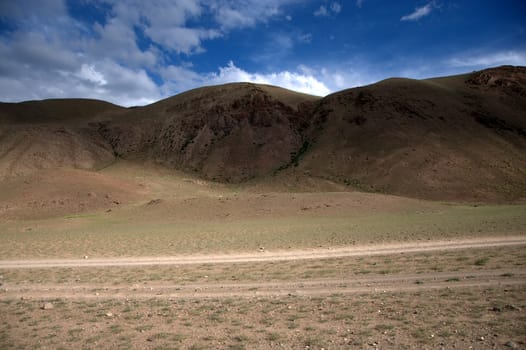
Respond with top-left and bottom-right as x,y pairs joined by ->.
295,66 -> 526,201
0,66 -> 525,202
0,99 -> 122,178
98,83 -> 319,182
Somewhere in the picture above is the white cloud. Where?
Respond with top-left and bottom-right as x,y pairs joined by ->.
314,5 -> 328,17
446,51 -> 526,68
331,2 -> 342,14
160,61 -> 332,97
78,64 -> 107,86
401,2 -> 434,21
0,0 -> 66,22
144,26 -> 221,54
299,33 -> 312,43
209,61 -> 332,96
314,2 -> 342,17
0,59 -> 160,107
208,0 -> 299,30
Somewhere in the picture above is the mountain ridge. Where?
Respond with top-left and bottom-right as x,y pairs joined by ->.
1,65 -> 525,202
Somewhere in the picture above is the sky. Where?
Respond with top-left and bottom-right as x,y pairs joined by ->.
0,0 -> 525,106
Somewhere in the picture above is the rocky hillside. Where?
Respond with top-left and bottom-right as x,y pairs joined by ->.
1,66 -> 525,201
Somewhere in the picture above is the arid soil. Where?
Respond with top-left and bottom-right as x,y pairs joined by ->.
1,236 -> 524,268
1,66 -> 526,349
1,239 -> 525,349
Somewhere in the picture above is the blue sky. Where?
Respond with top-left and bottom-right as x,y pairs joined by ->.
0,0 -> 525,106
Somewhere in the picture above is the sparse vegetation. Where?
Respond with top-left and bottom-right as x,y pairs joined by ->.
1,67 -> 525,349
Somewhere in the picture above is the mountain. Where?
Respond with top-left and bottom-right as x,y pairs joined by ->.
295,66 -> 526,201
1,66 -> 525,202
97,83 -> 319,182
0,99 -> 123,178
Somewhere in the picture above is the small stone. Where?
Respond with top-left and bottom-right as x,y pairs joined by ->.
83,255 -> 89,259
505,341 -> 519,349
41,302 -> 54,310
106,312 -> 113,317
505,304 -> 521,311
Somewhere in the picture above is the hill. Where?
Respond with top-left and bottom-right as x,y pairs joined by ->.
97,83 -> 320,182
1,66 -> 525,202
295,66 -> 526,201
0,99 -> 124,178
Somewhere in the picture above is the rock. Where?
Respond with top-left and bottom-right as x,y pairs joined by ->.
41,302 -> 54,310
83,255 -> 89,259
105,312 -> 113,317
505,341 -> 519,349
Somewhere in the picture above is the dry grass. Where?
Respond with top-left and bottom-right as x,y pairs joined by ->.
1,286 -> 524,349
2,246 -> 524,287
1,198 -> 524,259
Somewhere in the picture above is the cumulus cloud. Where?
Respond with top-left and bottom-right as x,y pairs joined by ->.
446,50 -> 526,68
330,2 -> 342,14
210,0 -> 300,29
0,0 -> 372,106
401,2 -> 435,21
161,61 -> 332,97
78,64 -> 107,86
314,5 -> 328,17
212,61 -> 331,96
0,58 -> 161,106
314,2 -> 342,17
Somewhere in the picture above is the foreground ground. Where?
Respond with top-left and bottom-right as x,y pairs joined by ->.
1,162 -> 525,348
1,238 -> 525,349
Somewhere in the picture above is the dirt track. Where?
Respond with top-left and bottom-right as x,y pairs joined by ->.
0,236 -> 524,269
2,269 -> 524,300
1,237 -> 525,300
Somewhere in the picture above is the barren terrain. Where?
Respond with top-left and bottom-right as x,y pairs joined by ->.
1,66 -> 526,349
1,240 -> 525,349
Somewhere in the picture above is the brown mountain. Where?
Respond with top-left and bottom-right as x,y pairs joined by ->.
1,66 -> 525,202
296,66 -> 526,201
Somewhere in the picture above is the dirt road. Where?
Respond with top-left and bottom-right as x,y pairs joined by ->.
0,236 -> 524,269
2,268 -> 524,300
0,236 -> 525,300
